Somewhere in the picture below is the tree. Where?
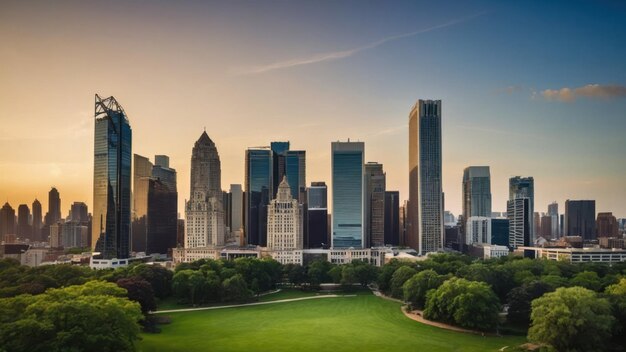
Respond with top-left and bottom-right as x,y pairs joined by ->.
570,271 -> 603,291
222,274 -> 252,302
353,261 -> 378,287
307,260 -> 332,287
528,286 -> 615,352
129,264 -> 173,299
172,269 -> 193,302
423,277 -> 501,331
328,266 -> 343,284
117,276 -> 157,314
403,269 -> 446,309
506,280 -> 553,326
390,266 -> 417,298
605,278 -> 626,348
285,264 -> 307,286
0,281 -> 142,352
203,270 -> 222,302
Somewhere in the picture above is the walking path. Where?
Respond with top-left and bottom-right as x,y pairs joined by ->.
152,294 -> 357,314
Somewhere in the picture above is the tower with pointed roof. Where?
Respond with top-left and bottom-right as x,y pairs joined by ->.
267,176 -> 303,263
185,131 -> 225,248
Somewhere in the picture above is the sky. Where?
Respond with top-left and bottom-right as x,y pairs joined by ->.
1,0 -> 625,219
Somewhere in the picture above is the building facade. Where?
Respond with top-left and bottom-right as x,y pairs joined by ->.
465,216 -> 491,245
365,162 -> 386,247
509,176 -> 534,242
596,212 -> 618,238
462,166 -> 492,235
564,200 -> 596,241
45,187 -> 61,227
408,100 -> 444,254
331,141 -> 364,248
508,198 -> 530,249
245,147 -> 273,246
17,204 -> 31,240
0,203 -> 16,239
267,177 -> 303,263
92,94 -> 132,260
384,191 -> 400,246
185,132 -> 225,248
307,182 -> 328,248
32,199 -> 42,241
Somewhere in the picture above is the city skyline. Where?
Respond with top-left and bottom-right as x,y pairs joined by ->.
2,0 -> 626,219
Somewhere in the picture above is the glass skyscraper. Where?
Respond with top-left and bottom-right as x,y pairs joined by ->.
307,181 -> 328,248
245,148 -> 272,246
285,150 -> 306,202
92,94 -> 132,259
331,141 -> 364,248
408,100 -> 443,255
509,176 -> 534,242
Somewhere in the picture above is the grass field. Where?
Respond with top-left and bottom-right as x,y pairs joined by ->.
139,291 -> 525,352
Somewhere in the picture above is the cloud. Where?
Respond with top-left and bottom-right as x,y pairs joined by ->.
496,85 -> 523,95
540,84 -> 626,102
235,12 -> 487,75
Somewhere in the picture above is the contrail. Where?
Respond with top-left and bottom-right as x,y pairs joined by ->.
235,11 -> 487,75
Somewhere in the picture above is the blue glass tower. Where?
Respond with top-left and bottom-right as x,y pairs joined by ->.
245,148 -> 272,246
92,94 -> 132,259
331,141 -> 364,248
285,150 -> 306,202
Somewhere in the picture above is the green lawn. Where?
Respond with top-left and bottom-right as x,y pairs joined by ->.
140,292 -> 525,352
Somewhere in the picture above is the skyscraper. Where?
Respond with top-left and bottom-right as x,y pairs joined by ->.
0,203 -> 16,238
509,176 -> 534,242
564,200 -> 596,241
596,212 -> 618,238
285,150 -> 306,202
17,204 -> 31,240
185,131 -> 224,248
408,100 -> 444,254
228,184 -> 244,235
92,94 -> 132,260
365,162 -> 386,247
45,187 -> 61,226
465,216 -> 491,245
245,147 -> 272,246
307,181 -> 328,248
132,154 -> 153,252
462,167 -> 492,236
331,140 -> 364,248
548,202 -> 559,238
384,191 -> 400,246
267,177 -> 302,251
32,199 -> 42,241
508,198 -> 530,249
70,202 -> 89,223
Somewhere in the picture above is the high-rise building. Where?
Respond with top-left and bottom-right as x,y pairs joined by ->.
1,203 -> 16,238
540,215 -> 552,238
331,140 -> 364,248
491,218 -> 510,247
508,198 -> 530,249
307,182 -> 328,248
32,199 -> 42,241
465,216 -> 491,245
228,184 -> 244,234
509,176 -> 534,242
443,211 -> 456,226
547,202 -> 559,238
45,187 -> 61,226
267,177 -> 302,251
365,162 -> 385,247
152,155 -> 177,192
185,132 -> 224,248
408,100 -> 443,254
70,202 -> 89,223
564,200 -> 596,241
285,150 -> 306,203
17,204 -> 31,240
92,94 -> 132,260
462,167 -> 492,236
384,191 -> 400,246
245,147 -> 272,246
596,212 -> 619,238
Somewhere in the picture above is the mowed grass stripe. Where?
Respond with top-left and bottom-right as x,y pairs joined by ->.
139,293 -> 525,352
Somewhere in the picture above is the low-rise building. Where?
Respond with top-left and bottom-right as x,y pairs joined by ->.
519,246 -> 626,263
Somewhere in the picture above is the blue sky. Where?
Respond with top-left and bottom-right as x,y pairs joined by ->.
1,0 -> 625,217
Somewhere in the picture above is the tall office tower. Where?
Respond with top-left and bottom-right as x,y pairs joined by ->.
564,200 -> 596,241
533,212 -> 541,238
152,155 -> 177,192
443,211 -> 456,226
509,176 -> 534,242
491,218 -> 510,247
365,162 -> 386,247
92,94 -> 132,259
399,202 -> 407,246
285,150 -> 306,202
465,216 -> 491,245
70,202 -> 89,223
0,203 -> 16,237
508,198 -> 530,249
32,199 -> 42,241
331,140 -> 364,248
408,100 -> 443,254
547,202 -> 559,238
185,132 -> 225,248
596,212 -> 619,238
540,215 -> 552,238
384,191 -> 400,246
245,147 -> 272,246
267,177 -> 302,250
307,182 -> 328,248
132,154 -> 154,252
17,204 -> 31,240
45,187 -> 62,226
229,184 -> 244,234
271,142 -> 290,198
462,167 -> 492,236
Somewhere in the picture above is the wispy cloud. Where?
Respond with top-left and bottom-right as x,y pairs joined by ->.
539,84 -> 626,102
235,12 -> 487,75
495,85 -> 523,95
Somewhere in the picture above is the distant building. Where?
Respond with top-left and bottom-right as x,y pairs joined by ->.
70,202 -> 89,223
547,202 -> 559,238
307,182 -> 328,248
462,166 -> 492,235
509,176 -> 534,242
491,218 -> 510,247
465,216 -> 491,245
444,225 -> 460,249
596,212 -> 618,238
365,162 -> 385,247
384,191 -> 400,246
468,244 -> 509,259
245,147 -> 272,246
540,214 -> 552,238
331,140 -> 364,248
508,198 -> 530,249
408,100 -> 444,254
0,203 -> 16,238
267,177 -> 303,264
521,246 -> 626,264
564,200 -> 596,241
92,94 -> 132,260
32,199 -> 42,241
45,187 -> 62,227
443,211 -> 456,226
17,204 -> 31,240
228,184 -> 244,236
